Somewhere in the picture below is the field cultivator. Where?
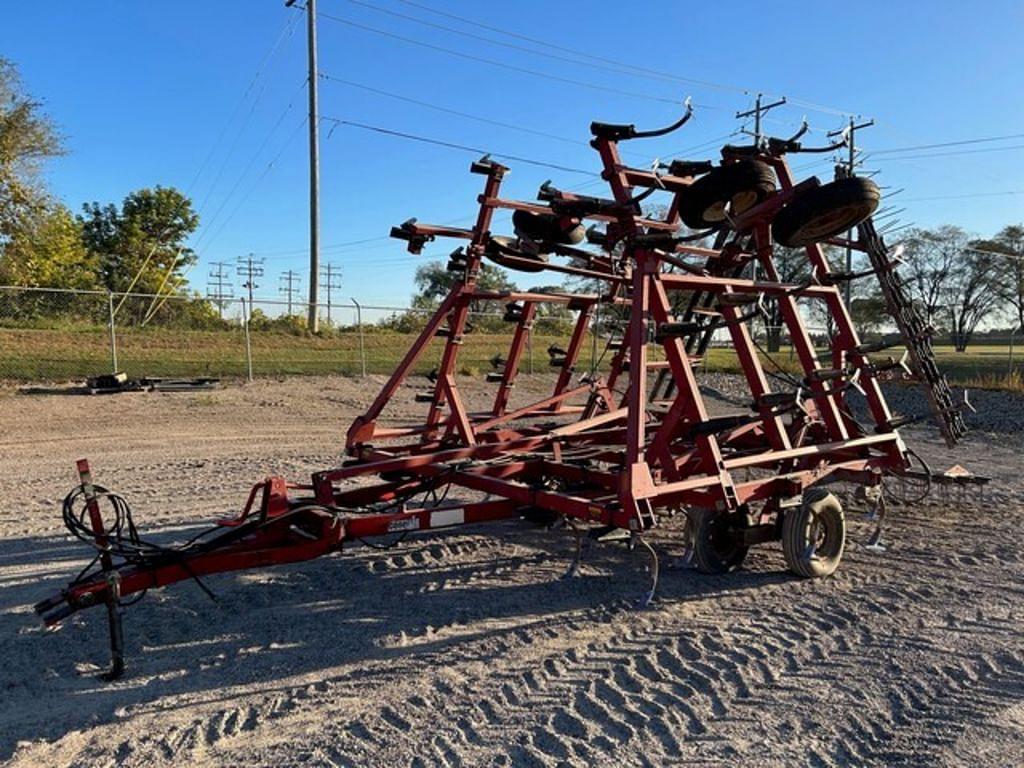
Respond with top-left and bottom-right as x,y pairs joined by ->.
37,107 -> 972,678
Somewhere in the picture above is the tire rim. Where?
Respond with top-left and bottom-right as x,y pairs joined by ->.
788,202 -> 873,244
731,189 -> 760,215
800,508 -> 841,562
702,200 -> 728,223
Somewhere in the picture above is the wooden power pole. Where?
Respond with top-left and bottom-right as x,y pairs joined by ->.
287,0 -> 320,332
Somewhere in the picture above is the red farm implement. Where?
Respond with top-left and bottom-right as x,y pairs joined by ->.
36,107 -> 968,679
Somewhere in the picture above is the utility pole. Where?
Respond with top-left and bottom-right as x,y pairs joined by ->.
237,253 -> 265,315
206,261 -> 234,319
280,270 -> 302,316
736,94 -> 785,288
286,0 -> 320,332
737,92 -> 787,147
320,262 -> 342,326
828,116 -> 875,307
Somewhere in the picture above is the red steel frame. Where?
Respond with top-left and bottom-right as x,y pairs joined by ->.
38,117 -> 912,676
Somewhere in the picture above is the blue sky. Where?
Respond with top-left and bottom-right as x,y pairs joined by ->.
5,0 -> 1024,306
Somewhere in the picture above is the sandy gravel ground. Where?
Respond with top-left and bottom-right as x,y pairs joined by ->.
1,375 -> 1022,767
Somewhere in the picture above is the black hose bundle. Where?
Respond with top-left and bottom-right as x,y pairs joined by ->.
62,484 -> 218,567
62,484 -> 228,602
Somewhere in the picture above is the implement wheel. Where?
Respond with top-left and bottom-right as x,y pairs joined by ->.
772,176 -> 880,247
782,489 -> 845,578
678,160 -> 776,229
691,508 -> 750,574
484,236 -> 549,272
512,209 -> 585,246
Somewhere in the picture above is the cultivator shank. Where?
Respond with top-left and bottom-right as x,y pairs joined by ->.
39,105 -> 966,678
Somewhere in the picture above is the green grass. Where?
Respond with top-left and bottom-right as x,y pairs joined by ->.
1,325 -> 1021,391
0,325 -> 587,381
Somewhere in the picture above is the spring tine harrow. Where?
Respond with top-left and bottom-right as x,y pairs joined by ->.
35,106 -> 976,677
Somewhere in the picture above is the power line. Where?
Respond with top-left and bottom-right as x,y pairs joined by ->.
141,15 -> 301,317
314,11 -> 682,106
392,0 -> 861,117
193,78 -> 308,252
333,0 -> 729,110
898,189 -> 1024,202
663,130 -> 743,159
870,143 -> 1024,162
193,14 -> 302,220
256,234 -> 392,257
186,11 -> 301,204
253,215 -> 477,258
321,117 -> 600,176
199,116 -> 309,254
869,132 -> 1024,155
318,72 -> 585,147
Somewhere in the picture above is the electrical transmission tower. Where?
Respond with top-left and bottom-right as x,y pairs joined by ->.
237,253 -> 265,318
737,92 -> 787,147
206,261 -> 234,319
828,117 -> 875,307
320,262 -> 342,326
280,270 -> 303,316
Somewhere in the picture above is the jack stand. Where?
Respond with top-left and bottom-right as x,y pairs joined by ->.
78,458 -> 127,680
102,572 -> 125,681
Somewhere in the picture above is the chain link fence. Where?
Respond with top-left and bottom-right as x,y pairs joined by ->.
1,285 -> 1020,384
0,286 -> 588,382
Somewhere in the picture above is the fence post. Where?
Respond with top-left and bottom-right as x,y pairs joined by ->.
242,298 -> 254,383
107,291 -> 119,373
1009,327 -> 1017,375
351,298 -> 366,377
527,325 -> 534,374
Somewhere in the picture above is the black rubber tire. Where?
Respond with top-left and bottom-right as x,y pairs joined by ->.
512,209 -> 585,246
678,161 -> 776,229
691,508 -> 750,574
781,489 -> 845,578
484,236 -> 548,273
772,176 -> 880,247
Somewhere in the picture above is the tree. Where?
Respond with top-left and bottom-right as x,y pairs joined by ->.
0,56 -> 85,296
0,57 -> 64,247
0,202 -> 96,288
900,226 -> 963,331
849,293 -> 888,335
901,225 -> 1008,351
762,246 -> 813,352
411,260 -> 516,313
79,186 -> 199,295
972,225 -> 1024,333
945,249 -> 1009,351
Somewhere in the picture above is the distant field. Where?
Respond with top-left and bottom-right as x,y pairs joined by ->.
0,325 -> 1020,388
